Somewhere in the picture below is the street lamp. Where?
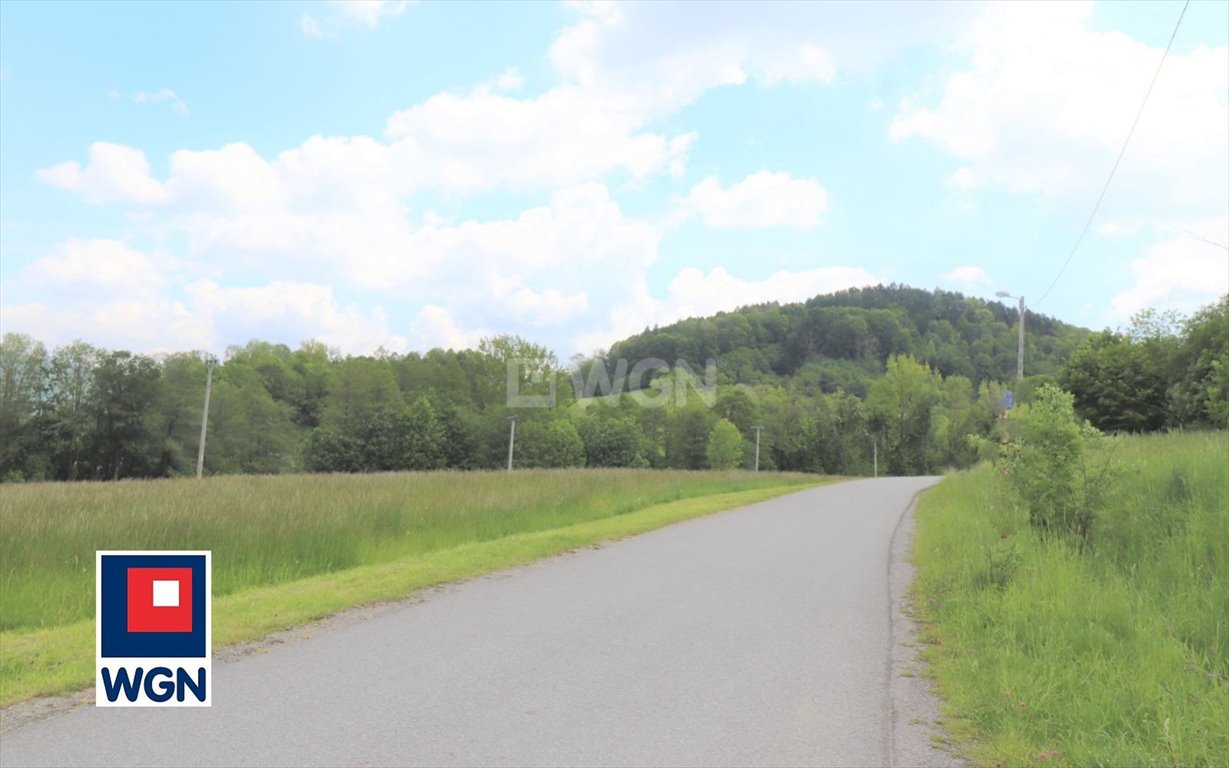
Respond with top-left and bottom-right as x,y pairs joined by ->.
996,291 -> 1025,380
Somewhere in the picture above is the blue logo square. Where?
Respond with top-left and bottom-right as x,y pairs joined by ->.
99,553 -> 208,658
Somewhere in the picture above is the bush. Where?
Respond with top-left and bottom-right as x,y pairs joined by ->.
1002,384 -> 1114,543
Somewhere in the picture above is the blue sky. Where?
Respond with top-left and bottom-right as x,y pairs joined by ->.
1,0 -> 1226,359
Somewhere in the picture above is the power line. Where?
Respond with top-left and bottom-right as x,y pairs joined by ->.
1032,0 -> 1191,308
1166,223 -> 1229,252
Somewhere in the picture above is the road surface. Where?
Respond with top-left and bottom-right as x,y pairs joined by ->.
1,476 -> 945,767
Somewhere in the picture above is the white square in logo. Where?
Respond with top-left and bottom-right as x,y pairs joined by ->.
152,580 -> 180,608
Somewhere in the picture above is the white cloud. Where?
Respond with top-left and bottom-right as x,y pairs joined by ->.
131,88 -> 189,116
334,0 -> 411,28
20,239 -> 166,297
489,275 -> 589,326
0,297 -> 212,354
408,305 -> 487,351
42,88 -> 695,208
492,68 -> 524,92
301,1 -> 411,36
677,172 -> 829,229
11,179 -> 663,356
941,266 -> 992,289
0,234 -> 404,354
890,2 -> 1228,225
385,87 -> 696,191
1109,218 -> 1229,320
36,142 -> 170,205
0,272 -> 402,356
187,281 -> 404,353
300,13 -> 323,38
547,6 -> 832,121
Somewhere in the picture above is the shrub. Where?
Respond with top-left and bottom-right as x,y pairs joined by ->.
1002,384 -> 1114,544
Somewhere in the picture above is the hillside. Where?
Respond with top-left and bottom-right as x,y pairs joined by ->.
602,284 -> 1089,395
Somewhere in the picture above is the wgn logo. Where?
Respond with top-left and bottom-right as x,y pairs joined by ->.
96,551 -> 211,707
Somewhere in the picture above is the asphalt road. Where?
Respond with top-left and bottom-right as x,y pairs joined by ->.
1,476 -> 943,768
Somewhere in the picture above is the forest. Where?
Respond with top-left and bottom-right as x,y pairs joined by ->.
1,285 -> 1224,482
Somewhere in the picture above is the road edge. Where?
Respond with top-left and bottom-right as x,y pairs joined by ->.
887,480 -> 966,768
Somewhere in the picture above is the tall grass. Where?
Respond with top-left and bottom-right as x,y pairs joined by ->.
0,469 -> 816,632
913,432 -> 1228,766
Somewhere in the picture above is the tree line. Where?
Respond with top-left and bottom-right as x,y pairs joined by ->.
0,287 -> 1223,483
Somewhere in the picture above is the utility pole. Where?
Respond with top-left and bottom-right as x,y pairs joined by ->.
872,435 -> 878,478
506,415 -> 518,472
751,426 -> 764,472
196,358 -> 214,479
996,291 -> 1026,380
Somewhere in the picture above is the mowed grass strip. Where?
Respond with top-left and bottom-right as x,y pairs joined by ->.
1,470 -> 827,706
912,432 -> 1228,767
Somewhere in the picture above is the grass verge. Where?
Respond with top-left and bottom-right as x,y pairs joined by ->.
912,432 -> 1228,767
1,477 -> 827,707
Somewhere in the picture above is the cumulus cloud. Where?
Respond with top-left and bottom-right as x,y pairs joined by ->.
408,305 -> 487,351
0,272 -> 402,356
36,142 -> 170,205
547,1 -> 966,119
1109,218 -> 1229,320
20,239 -> 167,298
0,297 -> 212,354
890,2 -> 1228,225
677,172 -> 829,229
941,266 -> 992,289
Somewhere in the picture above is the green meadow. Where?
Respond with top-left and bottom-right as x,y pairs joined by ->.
913,431 -> 1228,767
0,469 -> 823,705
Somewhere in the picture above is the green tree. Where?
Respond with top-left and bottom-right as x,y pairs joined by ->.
205,370 -> 297,475
866,355 -> 938,475
149,353 -> 208,477
0,333 -> 48,479
476,334 -> 561,411
397,396 -> 446,470
666,401 -> 714,469
827,389 -> 868,475
43,341 -> 98,480
516,418 -> 585,468
712,388 -> 760,436
1170,296 -> 1229,427
1060,331 -> 1168,433
289,340 -> 333,428
90,351 -> 161,480
578,413 -> 648,468
303,427 -> 361,473
705,418 -> 744,470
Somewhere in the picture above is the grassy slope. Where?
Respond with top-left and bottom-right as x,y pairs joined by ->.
913,432 -> 1228,767
0,470 -> 826,706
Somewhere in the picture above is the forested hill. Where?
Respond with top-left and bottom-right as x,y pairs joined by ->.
604,284 -> 1089,394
